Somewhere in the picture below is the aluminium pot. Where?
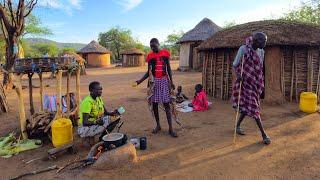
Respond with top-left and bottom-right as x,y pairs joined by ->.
102,133 -> 127,149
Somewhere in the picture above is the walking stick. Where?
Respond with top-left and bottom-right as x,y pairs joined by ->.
233,56 -> 245,145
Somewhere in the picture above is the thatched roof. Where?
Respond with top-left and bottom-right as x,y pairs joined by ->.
177,18 -> 221,44
78,40 -> 110,54
198,20 -> 320,50
121,48 -> 145,55
63,52 -> 85,65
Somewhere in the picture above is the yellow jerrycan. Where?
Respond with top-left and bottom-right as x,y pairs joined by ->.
51,118 -> 73,147
299,92 -> 318,113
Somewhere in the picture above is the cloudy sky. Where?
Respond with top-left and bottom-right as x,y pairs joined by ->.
33,0 -> 303,45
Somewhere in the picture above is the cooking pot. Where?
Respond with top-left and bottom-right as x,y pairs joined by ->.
102,133 -> 127,149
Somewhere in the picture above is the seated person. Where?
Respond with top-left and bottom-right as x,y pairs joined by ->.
78,81 -> 119,138
175,86 -> 188,104
189,84 -> 209,111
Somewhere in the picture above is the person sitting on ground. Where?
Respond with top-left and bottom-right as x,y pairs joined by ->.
78,81 -> 119,138
189,84 -> 209,111
175,86 -> 188,104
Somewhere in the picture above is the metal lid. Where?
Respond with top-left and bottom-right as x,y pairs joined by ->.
102,133 -> 124,142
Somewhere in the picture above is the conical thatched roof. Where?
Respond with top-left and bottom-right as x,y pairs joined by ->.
78,40 -> 110,54
198,20 -> 320,50
177,18 -> 221,44
120,48 -> 145,55
63,52 -> 85,65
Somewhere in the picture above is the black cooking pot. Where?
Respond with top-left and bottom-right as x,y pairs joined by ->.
102,133 -> 127,149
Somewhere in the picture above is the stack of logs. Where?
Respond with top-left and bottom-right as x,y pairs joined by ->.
26,111 -> 55,140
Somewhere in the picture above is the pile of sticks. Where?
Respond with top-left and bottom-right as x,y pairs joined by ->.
26,111 -> 55,139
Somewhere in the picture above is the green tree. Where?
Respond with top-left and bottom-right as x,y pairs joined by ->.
0,0 -> 38,88
162,31 -> 184,56
59,47 -> 76,55
223,20 -> 237,29
26,43 -> 58,57
23,14 -> 52,37
133,41 -> 149,54
98,27 -> 135,62
282,0 -> 320,25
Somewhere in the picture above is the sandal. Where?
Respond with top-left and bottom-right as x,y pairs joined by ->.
152,127 -> 161,134
169,131 -> 178,138
262,136 -> 271,145
236,127 -> 245,135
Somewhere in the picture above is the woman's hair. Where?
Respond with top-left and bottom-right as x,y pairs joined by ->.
195,84 -> 203,96
89,81 -> 100,91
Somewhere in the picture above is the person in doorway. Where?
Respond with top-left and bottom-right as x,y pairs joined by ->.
78,81 -> 119,138
232,32 -> 271,145
134,38 -> 177,137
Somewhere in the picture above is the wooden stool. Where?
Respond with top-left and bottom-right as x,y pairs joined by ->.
47,143 -> 75,160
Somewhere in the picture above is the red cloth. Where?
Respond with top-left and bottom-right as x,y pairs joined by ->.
146,49 -> 170,78
155,59 -> 164,78
146,49 -> 170,62
192,90 -> 209,111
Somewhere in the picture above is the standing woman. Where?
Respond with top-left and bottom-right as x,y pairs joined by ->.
134,38 -> 177,137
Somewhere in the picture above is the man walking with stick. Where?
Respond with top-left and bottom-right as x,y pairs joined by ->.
232,32 -> 271,145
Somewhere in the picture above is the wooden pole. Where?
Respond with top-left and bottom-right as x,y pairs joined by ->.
28,73 -> 35,115
76,68 -> 81,112
16,74 -> 28,139
213,52 -> 216,98
66,71 -> 71,114
221,52 -> 225,99
290,52 -> 295,102
316,60 -> 320,100
203,53 -> 208,92
307,50 -> 313,92
210,52 -> 213,96
233,56 -> 245,145
39,73 -> 44,111
56,70 -> 62,118
281,51 -> 285,99
226,52 -> 230,100
295,50 -> 298,102
202,53 -> 205,88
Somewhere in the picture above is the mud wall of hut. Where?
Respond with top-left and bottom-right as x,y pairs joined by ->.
202,46 -> 320,104
179,43 -> 191,70
122,55 -> 145,67
87,53 -> 111,67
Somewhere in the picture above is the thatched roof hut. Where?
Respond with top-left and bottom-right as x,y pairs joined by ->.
120,48 -> 145,67
78,41 -> 111,67
63,52 -> 85,65
177,18 -> 221,71
198,20 -> 320,104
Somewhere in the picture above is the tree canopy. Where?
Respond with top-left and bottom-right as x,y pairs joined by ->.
162,31 -> 184,56
98,27 -> 136,62
282,0 -> 320,25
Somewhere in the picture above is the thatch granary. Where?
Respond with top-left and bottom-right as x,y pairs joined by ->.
121,48 -> 145,67
198,20 -> 320,104
177,18 -> 221,71
78,40 -> 111,67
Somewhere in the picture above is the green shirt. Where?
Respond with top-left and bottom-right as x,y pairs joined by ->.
79,95 -> 105,126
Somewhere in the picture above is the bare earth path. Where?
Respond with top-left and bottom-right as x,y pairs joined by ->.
1,61 -> 320,180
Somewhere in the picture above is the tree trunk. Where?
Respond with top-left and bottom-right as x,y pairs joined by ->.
0,83 -> 9,114
3,36 -> 18,90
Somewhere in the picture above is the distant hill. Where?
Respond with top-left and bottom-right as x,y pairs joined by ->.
24,38 -> 86,50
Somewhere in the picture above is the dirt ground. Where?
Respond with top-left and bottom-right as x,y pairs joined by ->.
1,61 -> 320,180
